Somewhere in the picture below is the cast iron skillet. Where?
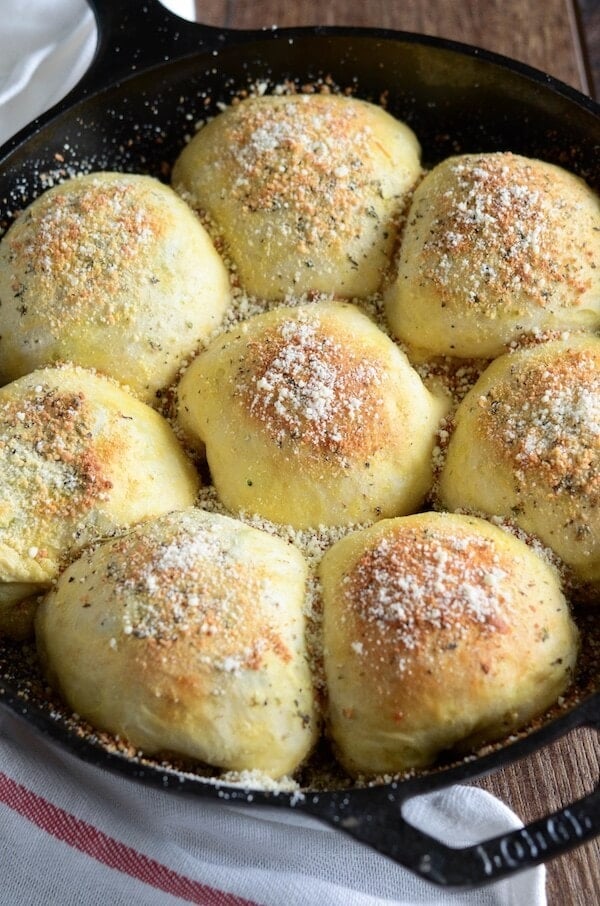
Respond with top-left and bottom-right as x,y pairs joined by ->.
0,0 -> 599,888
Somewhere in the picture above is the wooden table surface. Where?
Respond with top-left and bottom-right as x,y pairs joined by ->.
191,1 -> 600,902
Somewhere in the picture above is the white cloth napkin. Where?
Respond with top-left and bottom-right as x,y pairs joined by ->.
0,2 -> 547,904
0,710 -> 545,906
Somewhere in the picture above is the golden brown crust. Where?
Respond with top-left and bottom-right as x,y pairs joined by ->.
439,336 -> 600,589
221,96 -> 374,243
417,154 -> 594,311
0,387 -> 113,521
35,509 -> 318,778
385,152 -> 600,357
0,364 -> 200,635
236,313 -> 386,458
0,172 -> 231,402
320,512 -> 579,776
476,344 -> 600,501
103,525 -> 292,670
172,94 -> 421,299
6,179 -> 163,327
176,302 -> 449,527
346,524 -> 513,657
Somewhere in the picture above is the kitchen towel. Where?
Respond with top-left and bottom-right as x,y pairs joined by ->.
0,709 -> 545,906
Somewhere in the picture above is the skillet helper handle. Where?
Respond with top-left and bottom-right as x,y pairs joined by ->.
76,0 -> 227,103
318,787 -> 599,886
304,714 -> 600,887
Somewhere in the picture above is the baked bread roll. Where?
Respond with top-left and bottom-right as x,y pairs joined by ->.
385,152 -> 600,357
319,511 -> 578,777
35,508 -> 318,779
0,365 -> 199,637
438,335 -> 600,592
177,301 -> 448,528
172,93 -> 421,299
0,172 -> 231,402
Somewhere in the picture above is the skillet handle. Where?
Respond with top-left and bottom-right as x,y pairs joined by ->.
74,0 -> 230,104
303,712 -> 600,887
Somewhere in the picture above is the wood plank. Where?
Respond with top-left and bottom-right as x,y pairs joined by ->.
475,728 -> 600,904
222,0 -> 585,91
576,0 -> 600,96
193,1 -> 229,27
193,0 -> 599,97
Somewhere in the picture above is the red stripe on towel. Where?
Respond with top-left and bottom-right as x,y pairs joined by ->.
0,771 -> 260,906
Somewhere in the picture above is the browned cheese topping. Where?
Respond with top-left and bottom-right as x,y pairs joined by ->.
7,180 -> 162,329
342,526 -> 514,672
216,97 -> 379,251
235,314 -> 384,457
0,385 -> 113,524
104,517 -> 292,672
422,153 -> 593,312
476,348 -> 600,503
